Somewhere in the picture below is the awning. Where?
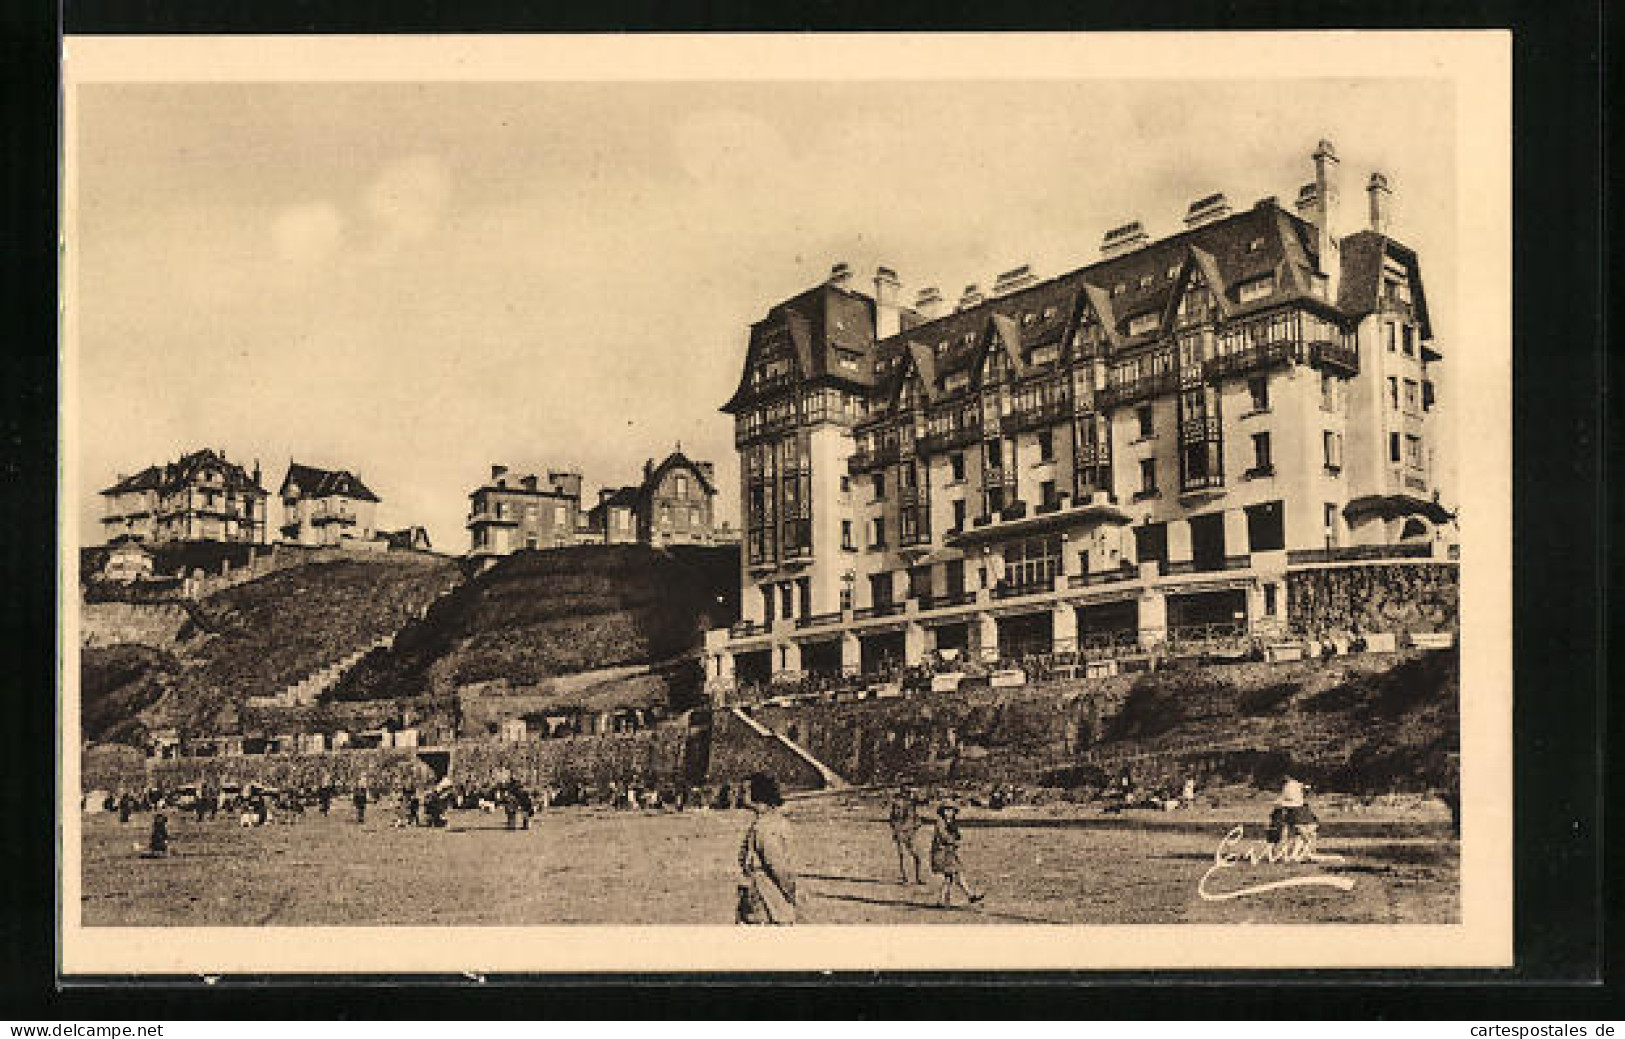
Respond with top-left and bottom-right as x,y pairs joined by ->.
1343,493 -> 1455,525
946,499 -> 1131,546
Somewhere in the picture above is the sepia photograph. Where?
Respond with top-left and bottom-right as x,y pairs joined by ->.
58,32 -> 1512,974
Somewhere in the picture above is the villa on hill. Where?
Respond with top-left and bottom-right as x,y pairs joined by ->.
99,448 -> 270,546
279,462 -> 382,547
582,448 -> 723,548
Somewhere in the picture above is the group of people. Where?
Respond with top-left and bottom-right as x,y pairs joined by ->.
886,785 -> 985,908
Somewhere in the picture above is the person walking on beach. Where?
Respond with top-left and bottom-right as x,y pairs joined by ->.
144,812 -> 170,858
888,785 -> 927,885
930,802 -> 983,908
736,773 -> 798,925
353,778 -> 369,824
1269,773 -> 1318,851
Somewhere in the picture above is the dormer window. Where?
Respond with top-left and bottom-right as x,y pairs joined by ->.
1138,274 -> 1153,290
1042,306 -> 1057,320
1237,275 -> 1274,303
1127,311 -> 1160,337
1022,312 -> 1036,326
1111,283 -> 1126,298
1167,264 -> 1180,280
1246,237 -> 1265,253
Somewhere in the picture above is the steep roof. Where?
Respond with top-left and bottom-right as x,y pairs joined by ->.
586,486 -> 641,526
1337,229 -> 1434,340
279,462 -> 381,503
102,449 -> 267,497
722,281 -> 882,412
100,465 -> 163,495
639,451 -> 716,499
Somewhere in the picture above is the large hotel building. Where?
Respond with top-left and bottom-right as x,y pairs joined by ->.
704,140 -> 1452,691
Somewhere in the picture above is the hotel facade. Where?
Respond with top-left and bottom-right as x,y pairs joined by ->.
704,140 -> 1453,691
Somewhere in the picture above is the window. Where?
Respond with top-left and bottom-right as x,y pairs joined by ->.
1263,584 -> 1278,616
1402,325 -> 1416,356
841,520 -> 854,550
526,535 -> 539,550
1323,431 -> 1343,471
871,473 -> 885,500
1250,432 -> 1273,475
1386,324 -> 1398,352
1390,432 -> 1402,463
1037,430 -> 1054,461
839,585 -> 853,611
1111,283 -> 1126,298
1135,522 -> 1168,564
1403,378 -> 1420,413
554,503 -> 567,525
950,453 -> 966,482
1138,458 -> 1159,495
675,474 -> 688,496
951,498 -> 966,530
870,517 -> 886,549
1002,535 -> 1062,590
1127,311 -> 1160,336
869,573 -> 892,607
1320,372 -> 1341,412
1040,480 -> 1059,509
1237,275 -> 1274,303
1137,406 -> 1155,439
946,559 -> 966,595
1246,237 -> 1264,253
1324,503 -> 1340,548
908,565 -> 932,601
1405,434 -> 1424,469
840,475 -> 850,493
1245,501 -> 1285,552
1388,377 -> 1399,409
1247,376 -> 1270,412
781,583 -> 795,620
986,440 -> 1002,469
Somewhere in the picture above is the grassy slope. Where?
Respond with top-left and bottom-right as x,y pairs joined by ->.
331,543 -> 739,702
83,554 -> 460,741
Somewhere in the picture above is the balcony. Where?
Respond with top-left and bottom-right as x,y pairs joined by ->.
1286,543 -> 1434,566
311,510 -> 359,526
1180,415 -> 1222,444
1068,564 -> 1137,588
1308,339 -> 1360,376
466,510 -> 518,527
853,601 -> 901,620
1003,397 -> 1072,434
848,441 -> 900,474
992,578 -> 1055,600
947,495 -> 1130,546
918,590 -> 976,611
1204,340 -> 1294,381
730,619 -> 771,638
795,611 -> 844,630
1098,371 -> 1177,409
917,425 -> 982,456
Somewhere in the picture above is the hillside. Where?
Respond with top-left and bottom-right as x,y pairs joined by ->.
80,553 -> 460,741
744,649 -> 1459,795
330,543 -> 739,705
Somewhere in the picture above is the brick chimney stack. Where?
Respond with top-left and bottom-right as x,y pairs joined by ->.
873,265 -> 902,339
1367,171 -> 1392,235
914,286 -> 944,321
1312,138 -> 1341,300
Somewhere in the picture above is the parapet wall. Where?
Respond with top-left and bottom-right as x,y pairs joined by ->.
80,602 -> 193,650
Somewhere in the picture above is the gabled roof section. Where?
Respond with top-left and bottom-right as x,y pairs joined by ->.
1337,230 -> 1434,339
586,485 -> 641,525
1080,283 -> 1125,351
101,465 -> 163,495
722,281 -> 880,413
987,313 -> 1029,379
280,462 -> 381,503
1158,246 -> 1235,331
640,451 -> 716,499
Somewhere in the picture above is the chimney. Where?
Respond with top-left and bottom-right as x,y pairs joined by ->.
697,461 -> 715,483
827,261 -> 853,288
1101,220 -> 1150,259
1367,171 -> 1392,234
521,474 -> 539,492
490,464 -> 508,483
598,488 -> 614,506
957,283 -> 985,311
991,265 -> 1038,297
873,265 -> 902,339
1183,192 -> 1233,229
914,286 -> 944,320
1311,138 -> 1341,298
643,459 -> 654,481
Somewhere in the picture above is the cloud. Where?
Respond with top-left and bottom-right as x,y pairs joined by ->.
363,154 -> 452,246
270,202 -> 344,265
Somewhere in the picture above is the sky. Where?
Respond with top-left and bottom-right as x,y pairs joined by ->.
71,77 -> 1456,552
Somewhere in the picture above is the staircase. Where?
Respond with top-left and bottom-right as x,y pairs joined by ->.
247,577 -> 463,709
728,707 -> 848,789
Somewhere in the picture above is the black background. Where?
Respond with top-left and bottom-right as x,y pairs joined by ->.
0,0 -> 1611,1019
